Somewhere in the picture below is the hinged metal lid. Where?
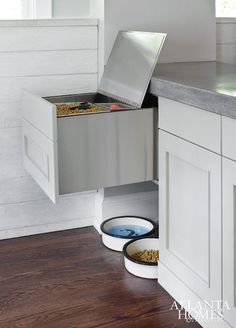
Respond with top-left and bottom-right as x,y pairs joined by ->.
98,31 -> 166,108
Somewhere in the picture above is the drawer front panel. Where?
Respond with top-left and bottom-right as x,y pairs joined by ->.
22,90 -> 57,142
23,119 -> 58,203
222,116 -> 236,161
159,97 -> 221,153
24,135 -> 49,179
57,109 -> 156,194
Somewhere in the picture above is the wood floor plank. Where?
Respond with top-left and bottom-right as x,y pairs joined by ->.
0,227 -> 202,328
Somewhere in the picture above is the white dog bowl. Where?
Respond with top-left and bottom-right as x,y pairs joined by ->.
123,237 -> 159,279
100,216 -> 156,252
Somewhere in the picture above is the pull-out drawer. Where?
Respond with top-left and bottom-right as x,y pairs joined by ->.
159,97 -> 221,153
22,90 -> 156,203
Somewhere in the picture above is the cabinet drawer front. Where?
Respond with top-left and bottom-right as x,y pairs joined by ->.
222,116 -> 236,161
159,97 -> 221,153
159,131 -> 221,302
23,119 -> 58,203
22,89 -> 57,141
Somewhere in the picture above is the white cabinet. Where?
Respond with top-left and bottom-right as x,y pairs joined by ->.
222,157 -> 236,327
159,130 -> 222,303
158,97 -> 236,328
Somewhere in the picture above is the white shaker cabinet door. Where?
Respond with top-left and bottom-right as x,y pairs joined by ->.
222,158 -> 236,328
159,130 -> 221,303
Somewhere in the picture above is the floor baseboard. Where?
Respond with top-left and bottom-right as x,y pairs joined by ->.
0,216 -> 94,240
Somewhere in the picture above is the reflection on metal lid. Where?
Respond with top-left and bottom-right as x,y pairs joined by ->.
99,31 -> 167,108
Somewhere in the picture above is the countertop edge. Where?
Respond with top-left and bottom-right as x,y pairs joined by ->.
150,77 -> 236,120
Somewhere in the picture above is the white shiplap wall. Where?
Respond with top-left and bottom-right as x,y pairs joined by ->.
217,18 -> 236,64
0,19 -> 99,240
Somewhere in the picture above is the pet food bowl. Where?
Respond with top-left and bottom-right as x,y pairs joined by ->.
123,237 -> 159,279
100,216 -> 156,252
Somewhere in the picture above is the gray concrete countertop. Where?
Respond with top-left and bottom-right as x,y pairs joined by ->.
150,61 -> 236,119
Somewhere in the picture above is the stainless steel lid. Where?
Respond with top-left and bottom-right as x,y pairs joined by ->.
98,31 -> 166,108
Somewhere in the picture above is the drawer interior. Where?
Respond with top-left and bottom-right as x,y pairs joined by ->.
44,92 -> 157,116
44,92 -> 118,104
44,93 -> 135,117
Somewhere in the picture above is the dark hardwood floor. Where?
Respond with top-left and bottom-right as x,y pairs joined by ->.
0,227 -> 202,328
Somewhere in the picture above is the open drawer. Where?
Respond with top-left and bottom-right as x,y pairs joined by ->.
22,90 -> 156,203
22,31 -> 165,203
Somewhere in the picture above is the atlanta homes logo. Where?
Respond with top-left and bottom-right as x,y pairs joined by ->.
170,300 -> 230,323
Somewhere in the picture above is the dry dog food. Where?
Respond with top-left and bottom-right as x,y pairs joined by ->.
56,102 -> 105,117
132,249 -> 159,264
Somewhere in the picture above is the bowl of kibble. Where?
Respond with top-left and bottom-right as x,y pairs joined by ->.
123,237 -> 159,279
